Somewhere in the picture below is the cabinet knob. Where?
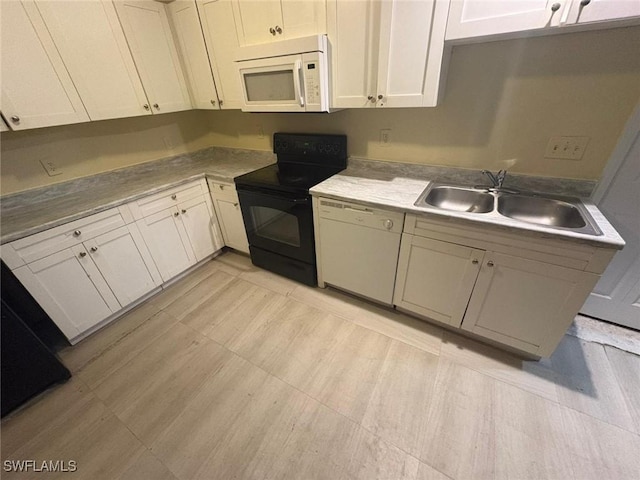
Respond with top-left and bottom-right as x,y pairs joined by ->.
181,209 -> 187,214
551,2 -> 561,11
383,219 -> 393,230
487,261 -> 494,267
219,185 -> 224,190
275,25 -> 282,34
171,194 -> 177,200
90,246 -> 98,252
233,202 -> 238,207
10,115 -> 20,124
143,104 -> 150,110
378,94 -> 383,100
219,99 -> 224,106
472,259 -> 479,264
210,99 -> 216,105
174,211 -> 180,217
269,27 -> 276,35
153,103 -> 159,110
73,230 -> 81,237
79,251 -> 87,258
368,95 -> 376,103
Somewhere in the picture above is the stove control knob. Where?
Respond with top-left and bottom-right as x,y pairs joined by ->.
384,219 -> 394,230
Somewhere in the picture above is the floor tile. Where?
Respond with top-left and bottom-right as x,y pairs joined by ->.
604,346 -> 640,434
361,339 -> 439,457
161,268 -> 237,321
416,462 -> 452,480
93,323 -> 231,445
549,335 -> 635,433
59,302 -> 161,372
419,359 -> 496,480
75,310 -> 181,389
440,330 -> 559,402
239,266 -> 300,296
301,323 -> 392,423
291,284 -> 443,356
561,405 -> 640,479
148,258 -> 230,310
117,449 -> 178,480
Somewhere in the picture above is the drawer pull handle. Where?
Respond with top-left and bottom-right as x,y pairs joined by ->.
90,246 -> 98,252
79,251 -> 87,258
73,230 -> 81,236
181,209 -> 187,214
472,259 -> 479,264
487,261 -> 494,267
174,211 -> 179,217
171,194 -> 177,200
233,202 -> 238,207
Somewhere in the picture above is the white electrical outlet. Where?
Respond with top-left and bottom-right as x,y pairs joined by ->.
40,159 -> 63,176
380,129 -> 391,146
544,136 -> 590,160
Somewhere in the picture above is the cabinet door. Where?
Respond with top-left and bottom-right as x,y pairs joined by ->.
327,0 -> 379,108
114,0 -> 192,113
167,0 -> 220,110
393,234 -> 484,327
35,0 -> 151,121
462,252 -> 600,356
0,117 -> 9,132
445,0 -> 570,41
233,0 -> 283,45
281,0 -> 326,40
566,0 -> 640,24
214,198 -> 250,253
178,195 -> 224,261
0,1 -> 89,130
377,0 -> 447,108
136,207 -> 196,282
197,0 -> 243,109
84,225 -> 161,307
12,246 -> 120,341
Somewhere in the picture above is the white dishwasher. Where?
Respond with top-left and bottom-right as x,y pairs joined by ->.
316,198 -> 405,305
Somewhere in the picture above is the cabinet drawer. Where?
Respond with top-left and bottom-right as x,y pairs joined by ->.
130,180 -> 206,219
6,208 -> 125,267
208,180 -> 239,203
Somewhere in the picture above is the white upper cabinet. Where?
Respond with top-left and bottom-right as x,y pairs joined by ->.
0,1 -> 89,130
113,0 -> 192,114
196,0 -> 243,109
233,0 -> 326,46
328,0 -> 449,108
565,0 -> 640,24
34,0 -> 152,121
446,0 -> 640,42
167,0 -> 221,110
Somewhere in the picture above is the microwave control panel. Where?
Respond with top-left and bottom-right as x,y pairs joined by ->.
304,60 -> 321,105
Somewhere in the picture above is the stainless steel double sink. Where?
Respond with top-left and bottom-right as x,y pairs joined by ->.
414,184 -> 601,236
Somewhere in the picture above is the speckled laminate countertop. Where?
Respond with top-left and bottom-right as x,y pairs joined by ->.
0,147 -> 274,244
310,158 -> 624,250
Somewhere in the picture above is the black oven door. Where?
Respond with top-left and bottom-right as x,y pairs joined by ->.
236,187 -> 315,264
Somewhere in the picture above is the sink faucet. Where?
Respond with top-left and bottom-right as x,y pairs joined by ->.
482,169 -> 507,189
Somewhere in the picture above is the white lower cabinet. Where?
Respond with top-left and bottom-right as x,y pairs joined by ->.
10,222 -> 163,343
12,246 -> 118,342
135,206 -> 196,282
208,181 -> 249,254
178,194 -> 225,261
394,214 -> 606,357
394,234 -> 484,327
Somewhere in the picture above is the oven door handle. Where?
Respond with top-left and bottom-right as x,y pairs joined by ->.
238,188 -> 309,205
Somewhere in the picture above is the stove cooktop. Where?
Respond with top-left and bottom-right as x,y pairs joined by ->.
234,163 -> 345,194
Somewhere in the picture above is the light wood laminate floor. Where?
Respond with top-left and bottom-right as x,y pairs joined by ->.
3,252 -> 640,480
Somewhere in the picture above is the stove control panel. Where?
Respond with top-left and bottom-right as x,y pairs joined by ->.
274,133 -> 347,165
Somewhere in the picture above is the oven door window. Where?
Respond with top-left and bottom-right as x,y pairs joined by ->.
250,206 -> 300,247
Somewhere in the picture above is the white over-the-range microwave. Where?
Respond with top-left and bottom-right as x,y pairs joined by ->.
235,35 -> 331,113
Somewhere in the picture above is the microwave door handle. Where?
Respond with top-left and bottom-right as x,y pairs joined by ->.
294,60 -> 305,108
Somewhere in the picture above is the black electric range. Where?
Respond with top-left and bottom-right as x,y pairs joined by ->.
235,133 -> 347,285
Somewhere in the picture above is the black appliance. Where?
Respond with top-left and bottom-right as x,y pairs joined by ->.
235,133 -> 347,286
1,261 -> 71,417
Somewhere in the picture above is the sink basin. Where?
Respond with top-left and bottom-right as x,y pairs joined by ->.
498,194 -> 587,229
419,186 -> 494,213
